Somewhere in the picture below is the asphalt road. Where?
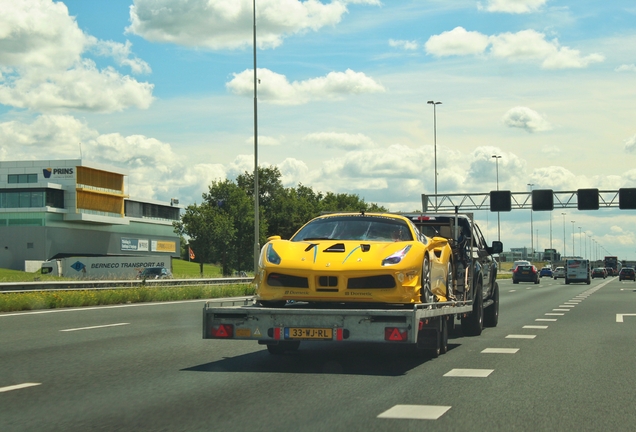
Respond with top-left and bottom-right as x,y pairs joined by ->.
2,276 -> 636,431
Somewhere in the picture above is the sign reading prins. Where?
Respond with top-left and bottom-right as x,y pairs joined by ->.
42,167 -> 75,179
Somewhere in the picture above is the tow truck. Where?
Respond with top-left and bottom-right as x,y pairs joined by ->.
203,211 -> 502,357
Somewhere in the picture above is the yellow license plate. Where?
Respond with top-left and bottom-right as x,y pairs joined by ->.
285,327 -> 333,340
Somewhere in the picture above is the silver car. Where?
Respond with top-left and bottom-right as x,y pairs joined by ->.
553,266 -> 565,279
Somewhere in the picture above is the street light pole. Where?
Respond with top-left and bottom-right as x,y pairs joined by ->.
571,220 -> 575,256
578,227 -> 582,257
528,183 -> 534,260
252,0 -> 260,273
492,155 -> 501,241
561,213 -> 566,258
427,101 -> 442,209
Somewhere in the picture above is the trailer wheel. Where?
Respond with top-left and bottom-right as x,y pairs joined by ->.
484,282 -> 499,328
565,278 -> 570,285
421,256 -> 434,304
416,328 -> 440,359
266,341 -> 300,355
461,282 -> 483,336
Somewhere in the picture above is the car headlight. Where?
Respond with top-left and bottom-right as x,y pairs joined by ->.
266,243 -> 281,265
382,245 -> 411,266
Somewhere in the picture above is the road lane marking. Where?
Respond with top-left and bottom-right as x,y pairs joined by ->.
0,383 -> 41,393
506,335 -> 536,339
377,405 -> 451,420
553,309 -> 570,312
444,369 -> 494,377
559,305 -> 575,308
482,348 -> 519,354
524,325 -> 548,329
616,314 -> 636,323
536,318 -> 557,321
509,290 -> 516,292
60,323 -> 130,332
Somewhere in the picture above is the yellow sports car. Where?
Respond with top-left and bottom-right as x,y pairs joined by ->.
256,212 -> 454,306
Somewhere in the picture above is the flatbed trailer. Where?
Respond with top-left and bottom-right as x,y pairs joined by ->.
202,295 -> 494,357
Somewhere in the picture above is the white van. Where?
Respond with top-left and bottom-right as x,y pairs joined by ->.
565,259 -> 590,284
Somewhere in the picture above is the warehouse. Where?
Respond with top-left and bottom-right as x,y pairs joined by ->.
0,159 -> 180,271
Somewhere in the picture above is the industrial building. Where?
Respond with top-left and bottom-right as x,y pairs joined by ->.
0,159 -> 180,271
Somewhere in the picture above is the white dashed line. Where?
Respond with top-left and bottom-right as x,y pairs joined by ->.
545,313 -> 564,316
559,305 -> 575,308
377,405 -> 451,420
444,369 -> 494,377
552,309 -> 570,312
60,323 -> 130,332
506,335 -> 536,339
536,318 -> 557,321
0,383 -> 41,393
481,348 -> 519,354
523,325 -> 548,329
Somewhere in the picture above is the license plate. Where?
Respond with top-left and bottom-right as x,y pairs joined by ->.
285,327 -> 333,340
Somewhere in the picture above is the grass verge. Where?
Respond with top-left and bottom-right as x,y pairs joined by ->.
0,284 -> 256,313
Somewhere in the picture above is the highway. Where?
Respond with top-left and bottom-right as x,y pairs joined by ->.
2,276 -> 636,431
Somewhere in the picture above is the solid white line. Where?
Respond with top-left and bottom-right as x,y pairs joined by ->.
536,318 -> 557,321
0,383 -> 41,393
444,369 -> 494,377
482,348 -> 519,354
524,325 -> 548,329
506,335 -> 536,339
0,297 -> 250,318
377,405 -> 451,420
60,323 -> 130,332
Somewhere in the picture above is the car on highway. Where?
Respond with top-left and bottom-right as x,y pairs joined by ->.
256,212 -> 457,307
513,264 -> 540,284
513,260 -> 531,270
539,267 -> 553,278
619,267 -> 636,281
591,267 -> 607,279
137,267 -> 173,279
553,266 -> 565,279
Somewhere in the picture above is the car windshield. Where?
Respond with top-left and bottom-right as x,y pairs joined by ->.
292,216 -> 413,242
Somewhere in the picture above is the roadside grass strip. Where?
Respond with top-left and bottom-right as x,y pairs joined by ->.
0,383 -> 41,393
444,369 -> 494,377
377,405 -> 451,420
60,323 -> 129,332
481,348 -> 519,354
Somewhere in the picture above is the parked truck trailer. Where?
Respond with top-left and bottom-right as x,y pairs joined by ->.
41,255 -> 172,280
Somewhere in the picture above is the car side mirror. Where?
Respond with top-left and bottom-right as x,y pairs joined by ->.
488,241 -> 503,254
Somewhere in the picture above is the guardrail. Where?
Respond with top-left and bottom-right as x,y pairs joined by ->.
0,277 -> 253,293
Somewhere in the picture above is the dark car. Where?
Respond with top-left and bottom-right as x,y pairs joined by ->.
513,264 -> 540,284
539,267 -> 553,278
137,267 -> 173,279
591,267 -> 607,279
619,267 -> 635,281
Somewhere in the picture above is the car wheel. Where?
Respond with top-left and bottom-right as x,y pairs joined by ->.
422,256 -> 434,304
461,281 -> 483,336
484,282 -> 499,328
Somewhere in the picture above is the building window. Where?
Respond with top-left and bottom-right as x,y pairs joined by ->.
0,189 -> 64,209
27,243 -> 34,249
8,174 -> 37,184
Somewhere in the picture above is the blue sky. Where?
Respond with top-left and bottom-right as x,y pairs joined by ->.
1,0 -> 636,260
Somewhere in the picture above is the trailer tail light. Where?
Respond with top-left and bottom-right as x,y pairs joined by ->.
385,327 -> 408,342
211,324 -> 234,338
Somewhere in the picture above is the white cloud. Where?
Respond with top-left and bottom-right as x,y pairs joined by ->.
481,0 -> 547,14
624,134 -> 636,153
127,0 -> 359,50
502,106 -> 552,133
278,158 -> 310,186
389,39 -> 418,50
616,64 -> 636,73
227,68 -> 385,105
425,27 -> 490,57
0,0 -> 154,112
245,135 -> 282,146
425,27 -> 604,69
303,132 -> 375,150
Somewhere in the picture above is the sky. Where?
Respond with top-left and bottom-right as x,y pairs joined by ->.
1,0 -> 636,260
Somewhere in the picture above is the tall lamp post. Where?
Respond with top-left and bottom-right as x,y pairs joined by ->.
578,227 -> 582,257
571,220 -> 575,256
427,100 -> 442,209
252,0 -> 260,273
561,213 -> 566,258
528,183 -> 534,260
492,155 -> 501,241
